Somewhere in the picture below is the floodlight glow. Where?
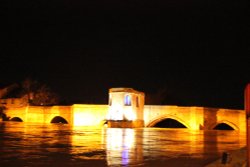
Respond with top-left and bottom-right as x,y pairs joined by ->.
73,112 -> 96,126
123,108 -> 136,121
107,106 -> 136,121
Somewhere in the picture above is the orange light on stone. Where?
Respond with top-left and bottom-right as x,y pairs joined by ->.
123,108 -> 136,121
72,105 -> 108,127
106,106 -> 136,121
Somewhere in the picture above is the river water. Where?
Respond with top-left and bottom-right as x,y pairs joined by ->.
0,122 -> 246,167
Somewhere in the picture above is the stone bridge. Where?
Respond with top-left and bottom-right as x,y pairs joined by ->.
3,104 -> 246,131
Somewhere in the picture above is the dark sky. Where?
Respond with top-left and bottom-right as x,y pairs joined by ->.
1,0 -> 249,109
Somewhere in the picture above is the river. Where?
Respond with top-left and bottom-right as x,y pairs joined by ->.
0,122 -> 246,167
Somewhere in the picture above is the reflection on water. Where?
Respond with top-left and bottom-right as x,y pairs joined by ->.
105,128 -> 143,166
0,122 -> 246,167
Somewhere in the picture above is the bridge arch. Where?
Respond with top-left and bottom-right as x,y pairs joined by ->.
103,120 -> 108,127
210,120 -> 239,130
50,116 -> 68,124
10,117 -> 23,122
146,115 -> 190,129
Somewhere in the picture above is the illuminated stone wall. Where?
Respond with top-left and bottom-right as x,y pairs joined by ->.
106,88 -> 145,128
5,104 -> 108,127
4,106 -> 27,121
72,104 -> 108,126
6,105 -> 72,124
107,88 -> 144,122
203,108 -> 246,131
144,105 -> 203,129
144,105 -> 245,131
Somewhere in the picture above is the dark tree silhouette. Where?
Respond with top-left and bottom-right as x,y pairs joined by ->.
32,84 -> 59,106
20,78 -> 59,106
145,88 -> 167,105
0,106 -> 9,121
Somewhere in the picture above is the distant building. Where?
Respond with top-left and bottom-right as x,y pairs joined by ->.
0,83 -> 28,107
0,96 -> 29,108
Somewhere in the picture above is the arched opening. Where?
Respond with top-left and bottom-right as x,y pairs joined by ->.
10,117 -> 23,122
50,116 -> 68,124
103,121 -> 108,127
153,118 -> 187,128
213,123 -> 234,130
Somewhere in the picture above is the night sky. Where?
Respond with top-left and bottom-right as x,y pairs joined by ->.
1,0 -> 249,109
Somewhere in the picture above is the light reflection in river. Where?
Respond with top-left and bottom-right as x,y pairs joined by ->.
0,122 -> 246,167
105,128 -> 141,166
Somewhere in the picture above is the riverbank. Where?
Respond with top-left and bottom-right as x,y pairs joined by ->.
205,147 -> 246,167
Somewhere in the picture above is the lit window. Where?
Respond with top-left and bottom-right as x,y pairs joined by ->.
124,95 -> 131,106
